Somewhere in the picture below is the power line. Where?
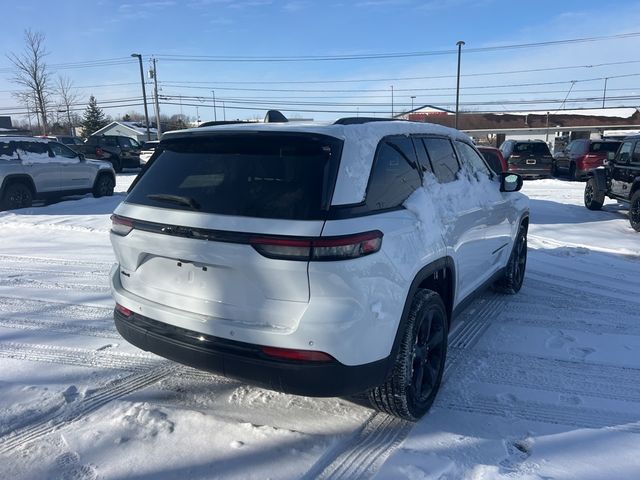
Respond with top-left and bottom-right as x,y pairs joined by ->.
161,59 -> 640,85
151,32 -> 640,63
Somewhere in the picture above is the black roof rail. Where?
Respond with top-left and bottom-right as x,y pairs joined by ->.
333,117 -> 400,125
198,120 -> 250,128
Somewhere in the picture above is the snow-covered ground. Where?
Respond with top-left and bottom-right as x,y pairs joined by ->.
0,175 -> 638,479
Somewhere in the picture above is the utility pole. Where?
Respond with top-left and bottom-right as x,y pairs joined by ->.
131,53 -> 151,141
390,85 -> 394,117
455,40 -> 465,130
150,58 -> 162,139
602,77 -> 608,109
410,96 -> 416,112
212,90 -> 217,121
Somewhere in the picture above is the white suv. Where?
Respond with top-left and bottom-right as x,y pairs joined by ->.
109,117 -> 529,420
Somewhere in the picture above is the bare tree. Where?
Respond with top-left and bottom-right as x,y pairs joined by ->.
55,76 -> 81,136
7,30 -> 51,135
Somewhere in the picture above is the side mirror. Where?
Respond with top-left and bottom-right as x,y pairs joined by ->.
78,153 -> 85,161
607,151 -> 616,161
500,173 -> 523,192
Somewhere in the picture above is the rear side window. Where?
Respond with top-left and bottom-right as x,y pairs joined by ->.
0,141 -> 17,159
591,142 -> 620,153
423,137 -> 460,183
100,137 -> 119,148
126,133 -> 342,220
618,141 -> 633,164
456,141 -> 492,179
365,137 -> 421,211
633,143 -> 640,165
569,140 -> 588,155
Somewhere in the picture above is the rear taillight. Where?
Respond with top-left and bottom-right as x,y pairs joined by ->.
261,346 -> 335,362
250,230 -> 383,261
95,147 -> 105,158
115,303 -> 133,317
111,215 -> 134,236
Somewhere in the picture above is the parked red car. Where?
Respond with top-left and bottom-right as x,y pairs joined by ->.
477,146 -> 507,175
552,139 -> 621,180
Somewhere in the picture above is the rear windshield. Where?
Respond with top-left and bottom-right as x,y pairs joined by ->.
590,141 -> 621,153
126,133 -> 342,220
514,142 -> 551,156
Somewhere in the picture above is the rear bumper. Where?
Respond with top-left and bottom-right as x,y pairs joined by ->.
114,309 -> 390,397
507,165 -> 552,178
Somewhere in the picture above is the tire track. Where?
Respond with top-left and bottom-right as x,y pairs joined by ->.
0,254 -> 112,269
0,342 -> 161,372
451,348 -> 640,403
0,364 -> 176,454
303,413 -> 413,480
0,296 -> 112,320
528,269 -> 640,301
302,291 -> 503,479
439,394 -> 640,433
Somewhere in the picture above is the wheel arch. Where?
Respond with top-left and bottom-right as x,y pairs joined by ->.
384,258 -> 455,376
0,174 -> 36,197
92,170 -> 116,189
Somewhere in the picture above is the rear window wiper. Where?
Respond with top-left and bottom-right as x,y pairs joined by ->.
146,194 -> 200,210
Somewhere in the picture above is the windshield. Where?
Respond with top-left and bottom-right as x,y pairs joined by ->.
126,132 -> 342,220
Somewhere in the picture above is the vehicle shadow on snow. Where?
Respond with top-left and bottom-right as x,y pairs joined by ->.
529,198 -> 628,225
20,193 -> 126,216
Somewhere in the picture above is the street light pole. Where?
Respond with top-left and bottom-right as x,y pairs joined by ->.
602,77 -> 608,109
455,40 -> 465,130
131,53 -> 151,141
410,95 -> 416,112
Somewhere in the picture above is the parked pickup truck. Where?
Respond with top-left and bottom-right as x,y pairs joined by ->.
584,135 -> 640,231
78,135 -> 142,172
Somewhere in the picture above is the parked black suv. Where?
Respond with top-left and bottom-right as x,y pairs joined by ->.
500,140 -> 553,179
79,135 -> 142,172
584,135 -> 640,231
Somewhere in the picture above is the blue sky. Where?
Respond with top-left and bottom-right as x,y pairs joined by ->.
3,0 -> 640,123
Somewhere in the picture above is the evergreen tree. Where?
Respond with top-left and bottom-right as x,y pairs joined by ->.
80,95 -> 109,138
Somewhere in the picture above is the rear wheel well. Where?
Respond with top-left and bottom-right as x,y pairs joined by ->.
417,266 -> 454,324
1,176 -> 36,196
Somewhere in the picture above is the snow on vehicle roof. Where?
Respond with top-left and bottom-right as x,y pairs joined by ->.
163,120 -> 473,205
0,136 -> 50,143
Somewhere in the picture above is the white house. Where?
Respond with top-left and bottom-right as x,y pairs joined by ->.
91,121 -> 158,142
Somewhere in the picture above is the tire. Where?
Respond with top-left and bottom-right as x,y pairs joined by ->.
368,289 -> 448,421
630,191 -> 640,232
584,177 -> 604,210
494,223 -> 527,294
569,162 -> 577,181
1,183 -> 33,211
110,156 -> 122,173
93,174 -> 115,198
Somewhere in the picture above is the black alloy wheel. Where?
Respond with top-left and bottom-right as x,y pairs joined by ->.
1,183 -> 33,210
494,224 -> 527,294
630,191 -> 640,232
368,289 -> 448,421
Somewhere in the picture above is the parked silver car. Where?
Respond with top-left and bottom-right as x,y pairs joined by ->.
0,136 -> 116,210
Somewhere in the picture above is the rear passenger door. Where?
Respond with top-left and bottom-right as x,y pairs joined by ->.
611,141 -> 634,199
455,140 -> 514,275
418,136 -> 492,304
49,142 -> 94,190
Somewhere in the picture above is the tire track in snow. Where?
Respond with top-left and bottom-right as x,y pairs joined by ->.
302,292 -> 504,479
439,394 -> 640,434
0,342 -> 161,372
0,364 -> 177,454
527,269 -> 640,302
303,413 -> 413,480
451,349 -> 640,404
0,254 -> 112,270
